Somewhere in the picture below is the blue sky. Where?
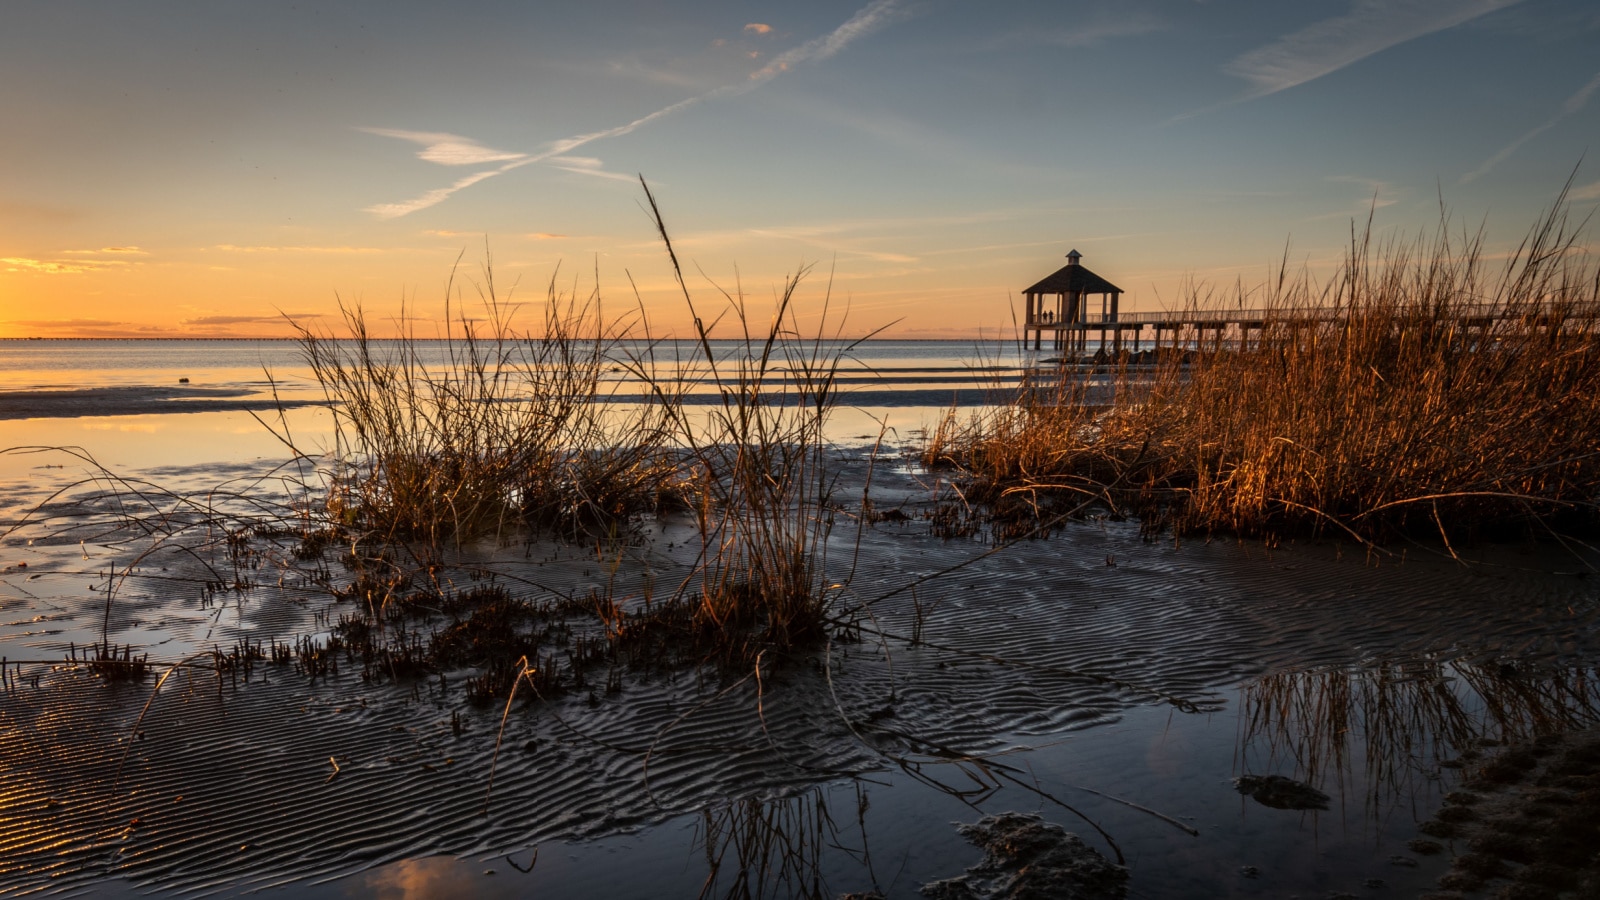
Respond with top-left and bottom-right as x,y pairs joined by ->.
2,0 -> 1597,337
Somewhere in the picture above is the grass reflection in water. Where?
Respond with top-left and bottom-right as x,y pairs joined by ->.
1237,659 -> 1600,813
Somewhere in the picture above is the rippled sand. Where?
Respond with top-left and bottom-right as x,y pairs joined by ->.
2,447 -> 1598,897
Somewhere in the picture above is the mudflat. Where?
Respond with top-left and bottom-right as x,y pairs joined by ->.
2,446 -> 1596,898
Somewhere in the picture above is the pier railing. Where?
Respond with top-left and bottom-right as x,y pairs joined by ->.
1031,300 -> 1600,328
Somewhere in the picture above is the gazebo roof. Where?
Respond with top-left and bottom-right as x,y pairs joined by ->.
1023,261 -> 1122,295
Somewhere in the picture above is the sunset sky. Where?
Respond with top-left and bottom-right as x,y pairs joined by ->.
3,0 -> 1598,339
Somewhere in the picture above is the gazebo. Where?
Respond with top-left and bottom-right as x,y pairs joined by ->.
1022,249 -> 1123,353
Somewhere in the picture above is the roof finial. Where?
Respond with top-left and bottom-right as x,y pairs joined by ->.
1066,249 -> 1082,265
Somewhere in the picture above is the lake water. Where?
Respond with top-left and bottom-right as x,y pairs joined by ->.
2,339 -> 1598,899
0,338 -> 1029,474
0,337 -> 1025,396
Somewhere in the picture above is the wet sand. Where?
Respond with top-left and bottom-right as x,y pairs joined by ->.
0,381 -> 1024,422
0,385 -> 326,420
1,447 -> 1597,898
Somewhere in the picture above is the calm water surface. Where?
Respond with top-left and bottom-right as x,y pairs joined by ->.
0,338 -> 1024,391
0,338 -> 1024,475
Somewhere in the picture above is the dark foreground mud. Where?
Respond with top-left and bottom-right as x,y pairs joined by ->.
1,448 -> 1599,897
1413,729 -> 1600,899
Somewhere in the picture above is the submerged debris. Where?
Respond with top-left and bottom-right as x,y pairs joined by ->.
1232,774 -> 1330,811
920,812 -> 1128,900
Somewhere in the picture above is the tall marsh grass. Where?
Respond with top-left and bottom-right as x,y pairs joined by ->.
634,183 -> 869,658
928,199 -> 1600,542
287,264 -> 682,545
269,182 -> 868,664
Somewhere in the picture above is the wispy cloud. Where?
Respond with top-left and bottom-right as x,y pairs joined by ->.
366,170 -> 508,219
1226,0 -> 1524,99
744,0 -> 897,84
180,314 -> 316,326
4,245 -> 149,274
359,129 -> 527,166
61,246 -> 148,256
920,239 -> 1088,258
2,256 -> 133,274
363,0 -> 902,218
627,220 -> 921,262
425,228 -> 572,240
1309,174 -> 1401,219
1573,180 -> 1600,201
548,155 -> 638,182
210,244 -> 387,253
1461,69 -> 1600,182
0,318 -> 212,338
641,205 -> 1063,252
988,13 -> 1164,50
5,318 -> 128,329
1044,15 -> 1163,47
744,23 -> 773,36
603,57 -> 713,90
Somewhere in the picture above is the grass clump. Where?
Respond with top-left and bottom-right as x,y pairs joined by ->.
288,260 -> 683,545
246,181 -> 876,708
927,195 -> 1600,542
69,640 -> 151,682
633,182 -> 870,663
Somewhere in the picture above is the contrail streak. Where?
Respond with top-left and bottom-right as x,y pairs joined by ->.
367,0 -> 900,219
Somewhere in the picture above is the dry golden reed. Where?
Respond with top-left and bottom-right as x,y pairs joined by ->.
633,180 -> 874,658
286,258 -> 683,545
927,195 -> 1600,542
268,180 -> 870,664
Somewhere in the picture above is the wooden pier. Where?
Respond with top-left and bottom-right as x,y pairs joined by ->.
1027,303 -> 1593,359
1022,250 -> 1590,359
